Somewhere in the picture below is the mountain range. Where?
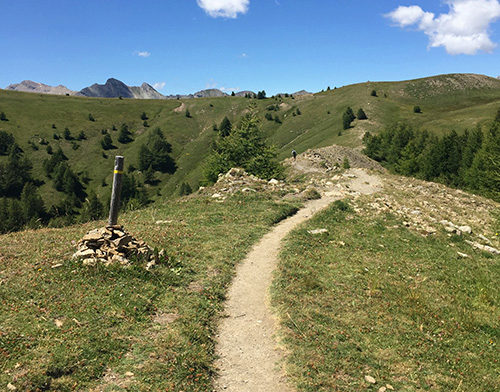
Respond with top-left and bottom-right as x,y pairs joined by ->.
4,78 -> 311,100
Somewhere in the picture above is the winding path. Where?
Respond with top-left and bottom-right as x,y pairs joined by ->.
214,169 -> 382,392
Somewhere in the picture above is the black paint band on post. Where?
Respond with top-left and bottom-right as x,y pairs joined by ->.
108,156 -> 124,226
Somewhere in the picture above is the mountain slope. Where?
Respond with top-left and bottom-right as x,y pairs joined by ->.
0,73 -> 499,207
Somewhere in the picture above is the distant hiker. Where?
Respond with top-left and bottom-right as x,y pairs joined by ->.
292,149 -> 297,160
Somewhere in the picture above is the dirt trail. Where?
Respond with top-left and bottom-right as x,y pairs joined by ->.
214,169 -> 381,392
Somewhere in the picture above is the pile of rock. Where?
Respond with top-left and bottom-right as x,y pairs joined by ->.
203,168 -> 295,199
73,226 -> 160,269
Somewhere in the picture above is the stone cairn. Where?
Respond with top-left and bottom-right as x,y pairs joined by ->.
72,225 -> 161,269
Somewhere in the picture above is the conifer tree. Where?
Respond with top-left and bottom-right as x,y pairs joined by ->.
357,108 -> 367,120
219,117 -> 232,137
0,131 -> 15,155
20,182 -> 45,225
118,124 -> 133,143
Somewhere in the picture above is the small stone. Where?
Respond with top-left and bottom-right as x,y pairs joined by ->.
51,263 -> 63,269
82,258 -> 97,266
378,387 -> 387,392
386,385 -> 394,390
155,220 -> 172,225
212,193 -> 223,198
7,383 -> 16,391
124,371 -> 134,377
113,235 -> 133,248
308,229 -> 328,235
458,225 -> 472,234
72,248 -> 96,259
54,319 -> 63,328
457,252 -> 469,258
365,375 -> 376,384
477,234 -> 492,244
268,179 -> 279,185
112,254 -> 129,264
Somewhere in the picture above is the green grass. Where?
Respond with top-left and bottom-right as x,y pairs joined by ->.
272,198 -> 499,391
0,193 -> 300,391
1,73 -> 500,207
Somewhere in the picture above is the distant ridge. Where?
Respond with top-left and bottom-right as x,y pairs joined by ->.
5,80 -> 75,96
5,78 -> 257,100
78,78 -> 165,100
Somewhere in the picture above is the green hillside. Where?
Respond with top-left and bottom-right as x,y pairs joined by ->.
1,73 -> 499,207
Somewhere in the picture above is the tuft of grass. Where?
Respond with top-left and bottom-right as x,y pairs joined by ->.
0,193 -> 300,391
272,197 -> 499,392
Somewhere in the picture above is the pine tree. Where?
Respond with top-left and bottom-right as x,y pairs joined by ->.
0,112 -> 7,121
185,109 -> 192,118
80,191 -> 103,221
77,130 -> 86,140
0,131 -> 15,155
357,108 -> 367,120
101,133 -> 114,150
118,124 -> 133,143
0,144 -> 33,197
219,117 -> 232,137
466,124 -> 500,201
342,107 -> 356,130
371,90 -> 377,97
141,112 -> 148,120
63,128 -> 71,140
20,182 -> 45,225
7,199 -> 24,232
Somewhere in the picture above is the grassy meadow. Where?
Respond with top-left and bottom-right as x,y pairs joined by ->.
0,193 -> 300,391
272,196 -> 499,391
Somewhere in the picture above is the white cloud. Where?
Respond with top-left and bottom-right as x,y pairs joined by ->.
239,52 -> 248,58
135,51 -> 151,58
153,82 -> 166,90
197,0 -> 249,18
387,0 -> 500,55
205,81 -> 240,92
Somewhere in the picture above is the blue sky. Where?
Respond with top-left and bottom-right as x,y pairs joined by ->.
1,0 -> 500,95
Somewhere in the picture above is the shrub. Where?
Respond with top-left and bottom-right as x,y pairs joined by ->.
371,90 -> 377,97
414,106 -> 422,113
342,157 -> 351,169
88,113 -> 95,121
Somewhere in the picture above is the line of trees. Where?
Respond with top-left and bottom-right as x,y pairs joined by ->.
363,114 -> 500,201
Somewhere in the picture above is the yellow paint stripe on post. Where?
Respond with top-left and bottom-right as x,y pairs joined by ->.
114,170 -> 124,174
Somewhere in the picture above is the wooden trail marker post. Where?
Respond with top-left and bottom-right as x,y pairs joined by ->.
108,156 -> 124,226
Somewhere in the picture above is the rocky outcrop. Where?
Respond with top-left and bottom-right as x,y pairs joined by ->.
5,80 -> 75,95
